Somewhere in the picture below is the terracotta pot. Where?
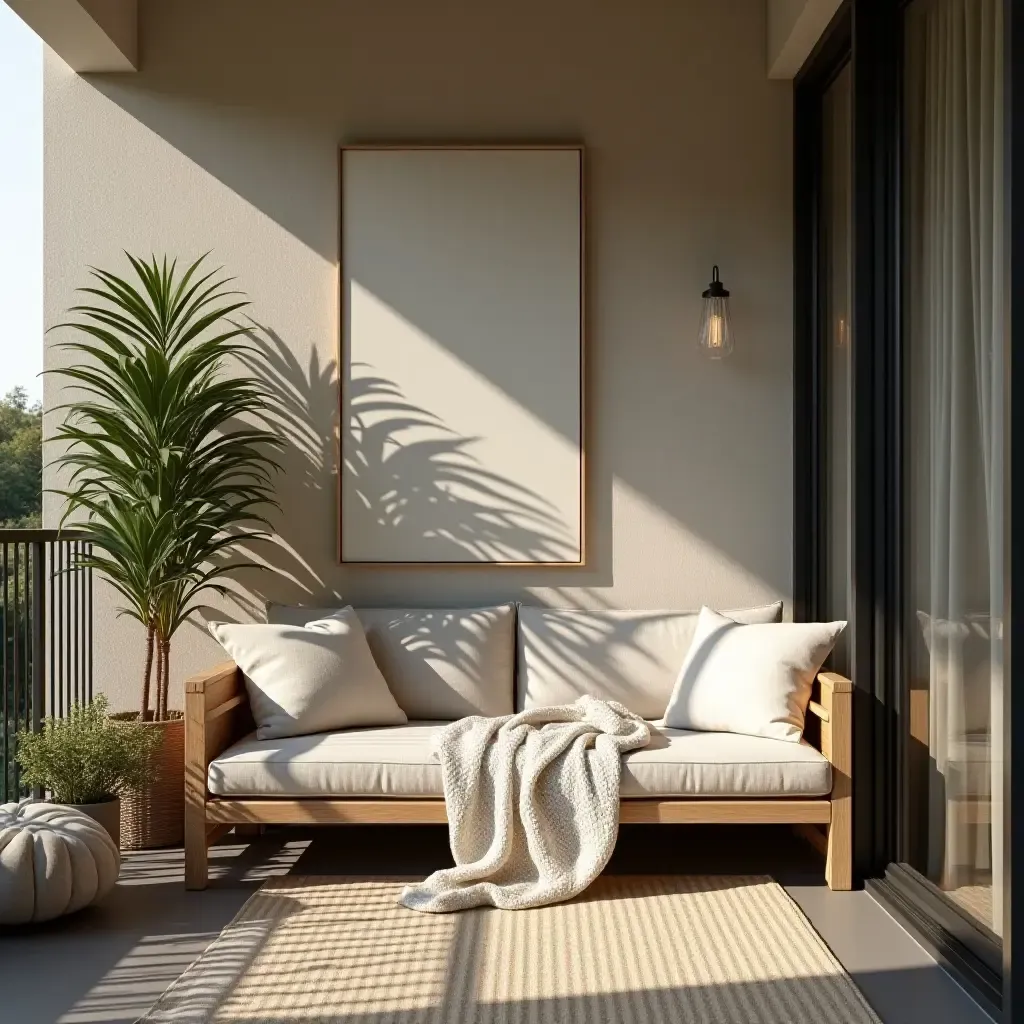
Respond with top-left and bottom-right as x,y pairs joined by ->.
111,712 -> 185,850
64,796 -> 121,849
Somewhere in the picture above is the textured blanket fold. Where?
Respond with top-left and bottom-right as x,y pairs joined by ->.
400,696 -> 650,913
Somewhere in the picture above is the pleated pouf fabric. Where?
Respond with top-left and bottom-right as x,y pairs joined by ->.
0,800 -> 120,924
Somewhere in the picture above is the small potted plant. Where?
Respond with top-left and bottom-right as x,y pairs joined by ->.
15,695 -> 160,848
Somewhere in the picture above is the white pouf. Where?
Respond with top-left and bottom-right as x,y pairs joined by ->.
0,800 -> 120,924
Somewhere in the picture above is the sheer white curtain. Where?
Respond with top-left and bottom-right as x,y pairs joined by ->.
905,0 -> 1004,935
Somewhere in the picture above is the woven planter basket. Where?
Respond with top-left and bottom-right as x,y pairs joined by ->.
113,713 -> 185,850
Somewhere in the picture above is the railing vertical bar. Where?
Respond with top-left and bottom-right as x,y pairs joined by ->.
2,543 -> 8,804
12,543 -> 20,795
23,542 -> 30,736
86,549 -> 93,702
20,542 -> 26,739
31,541 -> 45,732
74,541 -> 81,706
79,542 -> 86,704
70,540 -> 76,709
30,542 -> 44,799
69,542 -> 74,711
48,541 -> 55,721
56,541 -> 64,719
23,543 -> 31,736
77,541 -> 84,705
65,540 -> 71,713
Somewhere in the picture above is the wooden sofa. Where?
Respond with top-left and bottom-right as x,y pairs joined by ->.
183,658 -> 853,892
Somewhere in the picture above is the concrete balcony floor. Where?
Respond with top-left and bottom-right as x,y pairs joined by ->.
0,824 -> 994,1024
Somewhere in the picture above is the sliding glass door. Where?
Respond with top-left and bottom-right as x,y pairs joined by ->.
901,0 -> 1005,942
796,0 -> 1016,1010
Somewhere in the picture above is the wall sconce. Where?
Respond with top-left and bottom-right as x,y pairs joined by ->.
698,265 -> 734,360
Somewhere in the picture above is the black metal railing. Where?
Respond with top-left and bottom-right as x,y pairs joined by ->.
1,530 -> 93,801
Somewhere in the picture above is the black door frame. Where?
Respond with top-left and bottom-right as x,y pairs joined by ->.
794,0 -> 902,889
794,0 -> 1022,1016
1004,0 -> 1023,1016
793,5 -> 851,628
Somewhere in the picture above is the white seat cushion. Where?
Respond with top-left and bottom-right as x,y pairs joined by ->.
207,722 -> 831,799
516,602 -> 784,719
621,726 -> 831,798
267,604 -> 515,720
209,723 -> 450,799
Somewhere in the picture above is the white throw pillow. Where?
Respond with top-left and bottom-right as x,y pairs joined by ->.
209,607 -> 407,740
662,607 -> 846,742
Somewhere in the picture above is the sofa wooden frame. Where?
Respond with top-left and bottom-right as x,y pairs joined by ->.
183,665 -> 854,891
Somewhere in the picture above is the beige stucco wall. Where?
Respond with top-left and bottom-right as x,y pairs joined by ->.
43,0 -> 794,713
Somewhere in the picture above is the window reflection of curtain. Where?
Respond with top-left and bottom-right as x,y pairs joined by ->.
905,0 -> 1004,935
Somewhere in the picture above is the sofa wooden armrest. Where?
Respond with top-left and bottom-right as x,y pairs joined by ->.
184,660 -> 251,889
183,663 -> 854,892
802,671 -> 853,890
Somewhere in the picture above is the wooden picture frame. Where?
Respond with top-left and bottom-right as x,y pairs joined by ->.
338,143 -> 586,566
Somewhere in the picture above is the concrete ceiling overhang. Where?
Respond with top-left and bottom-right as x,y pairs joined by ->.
5,0 -> 136,72
767,0 -> 844,79
4,0 -> 838,82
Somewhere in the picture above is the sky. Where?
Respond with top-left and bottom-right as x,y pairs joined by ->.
0,2 -> 42,406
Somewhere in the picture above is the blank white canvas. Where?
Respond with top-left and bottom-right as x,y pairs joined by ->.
341,147 -> 583,563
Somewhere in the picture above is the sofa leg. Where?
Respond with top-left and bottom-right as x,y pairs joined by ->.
825,798 -> 852,891
792,822 -> 828,858
184,805 -> 209,890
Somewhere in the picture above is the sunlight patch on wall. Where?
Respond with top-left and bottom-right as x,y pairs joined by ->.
605,478 -> 785,610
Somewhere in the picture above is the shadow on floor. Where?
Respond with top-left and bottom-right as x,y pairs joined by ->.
0,835 -> 306,1024
0,825 -> 994,1024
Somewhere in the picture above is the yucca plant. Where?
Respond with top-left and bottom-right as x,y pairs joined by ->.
50,253 -> 282,721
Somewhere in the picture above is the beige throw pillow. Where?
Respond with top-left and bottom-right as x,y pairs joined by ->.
662,607 -> 846,742
209,607 -> 407,740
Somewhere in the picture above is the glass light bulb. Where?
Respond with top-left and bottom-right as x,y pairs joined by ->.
698,294 -> 734,359
708,312 -> 724,350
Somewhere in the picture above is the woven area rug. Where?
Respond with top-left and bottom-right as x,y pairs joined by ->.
139,875 -> 881,1024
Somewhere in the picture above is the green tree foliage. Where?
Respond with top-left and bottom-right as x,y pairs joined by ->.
0,387 -> 42,796
0,386 -> 42,528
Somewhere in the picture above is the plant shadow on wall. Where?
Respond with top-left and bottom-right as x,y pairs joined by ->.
201,336 -> 673,708
343,365 -> 578,564
184,325 -> 339,629
200,333 -> 579,613
150,324 -> 811,761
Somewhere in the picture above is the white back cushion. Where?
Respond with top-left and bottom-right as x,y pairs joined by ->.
516,601 -> 784,719
209,608 -> 407,740
267,604 -> 515,720
662,607 -> 846,742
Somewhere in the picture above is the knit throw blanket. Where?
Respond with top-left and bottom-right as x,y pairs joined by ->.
400,696 -> 651,913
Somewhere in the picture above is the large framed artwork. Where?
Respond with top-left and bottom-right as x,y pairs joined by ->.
339,144 -> 585,565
